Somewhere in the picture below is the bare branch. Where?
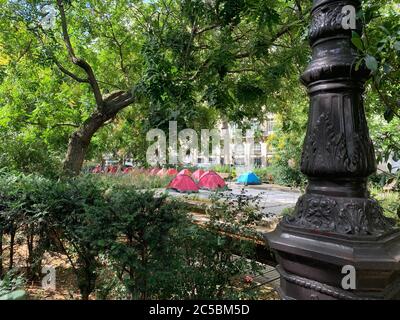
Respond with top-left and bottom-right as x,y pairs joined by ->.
104,91 -> 136,116
53,58 -> 89,83
195,24 -> 219,36
56,0 -> 104,108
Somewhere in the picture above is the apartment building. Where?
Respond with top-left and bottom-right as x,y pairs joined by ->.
197,114 -> 276,169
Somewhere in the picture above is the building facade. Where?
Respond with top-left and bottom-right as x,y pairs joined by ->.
197,114 -> 276,170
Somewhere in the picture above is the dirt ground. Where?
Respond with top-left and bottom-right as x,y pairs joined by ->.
3,241 -> 278,300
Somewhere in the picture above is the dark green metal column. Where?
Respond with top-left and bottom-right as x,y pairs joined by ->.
266,0 -> 400,300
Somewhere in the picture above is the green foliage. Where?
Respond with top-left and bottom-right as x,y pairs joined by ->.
252,167 -> 275,183
0,270 -> 26,300
105,187 -> 187,299
354,1 -> 400,160
370,186 -> 400,224
369,116 -> 400,169
103,173 -> 172,190
46,175 -> 113,299
0,0 -> 313,172
211,164 -> 236,179
102,185 -> 263,300
0,0 -> 399,176
0,170 -> 54,277
0,172 -> 263,300
268,110 -> 308,188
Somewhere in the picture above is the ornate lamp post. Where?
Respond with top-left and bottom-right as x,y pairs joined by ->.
266,0 -> 400,300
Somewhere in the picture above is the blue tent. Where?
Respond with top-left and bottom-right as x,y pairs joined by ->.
237,172 -> 261,185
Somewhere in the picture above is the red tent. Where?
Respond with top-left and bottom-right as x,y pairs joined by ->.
192,169 -> 205,181
107,166 -> 118,174
166,168 -> 178,176
167,175 -> 199,193
178,169 -> 192,176
198,171 -> 226,190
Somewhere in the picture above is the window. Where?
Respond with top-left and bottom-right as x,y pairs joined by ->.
254,143 -> 262,154
254,157 -> 262,167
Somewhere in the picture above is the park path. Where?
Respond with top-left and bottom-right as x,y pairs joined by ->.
167,182 -> 302,217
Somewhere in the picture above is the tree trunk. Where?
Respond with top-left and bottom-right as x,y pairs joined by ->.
9,227 -> 15,271
0,227 -> 3,278
62,112 -> 109,176
62,91 -> 135,176
63,132 -> 91,176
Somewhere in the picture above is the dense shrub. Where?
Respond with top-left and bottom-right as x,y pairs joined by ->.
46,176 -> 114,300
0,172 -> 262,300
104,173 -> 172,189
0,270 -> 26,300
268,132 -> 307,188
105,187 -> 187,299
252,167 -> 275,183
0,171 -> 53,279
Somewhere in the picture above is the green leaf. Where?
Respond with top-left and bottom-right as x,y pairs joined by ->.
0,290 -> 26,300
355,59 -> 363,71
365,55 -> 378,72
379,26 -> 390,35
394,41 -> 400,51
351,32 -> 364,51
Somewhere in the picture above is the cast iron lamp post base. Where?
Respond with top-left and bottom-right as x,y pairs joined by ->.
268,224 -> 400,300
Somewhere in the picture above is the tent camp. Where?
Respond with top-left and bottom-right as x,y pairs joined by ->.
192,169 -> 205,181
237,172 -> 261,185
198,172 -> 226,190
167,175 -> 199,193
178,169 -> 192,176
166,168 -> 179,176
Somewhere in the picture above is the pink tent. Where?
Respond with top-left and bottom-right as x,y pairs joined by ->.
192,169 -> 205,181
178,169 -> 192,176
166,168 -> 178,176
157,168 -> 168,176
92,166 -> 102,174
123,167 -> 133,174
198,171 -> 226,190
199,170 -> 220,179
167,175 -> 199,193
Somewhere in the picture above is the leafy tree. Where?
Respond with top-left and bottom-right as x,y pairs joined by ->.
1,0 -> 398,177
0,0 -> 312,174
1,0 -> 144,175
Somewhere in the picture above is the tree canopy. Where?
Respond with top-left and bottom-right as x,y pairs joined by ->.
0,0 -> 399,175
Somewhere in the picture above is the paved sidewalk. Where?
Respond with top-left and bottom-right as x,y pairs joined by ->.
167,182 -> 302,217
227,182 -> 301,216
